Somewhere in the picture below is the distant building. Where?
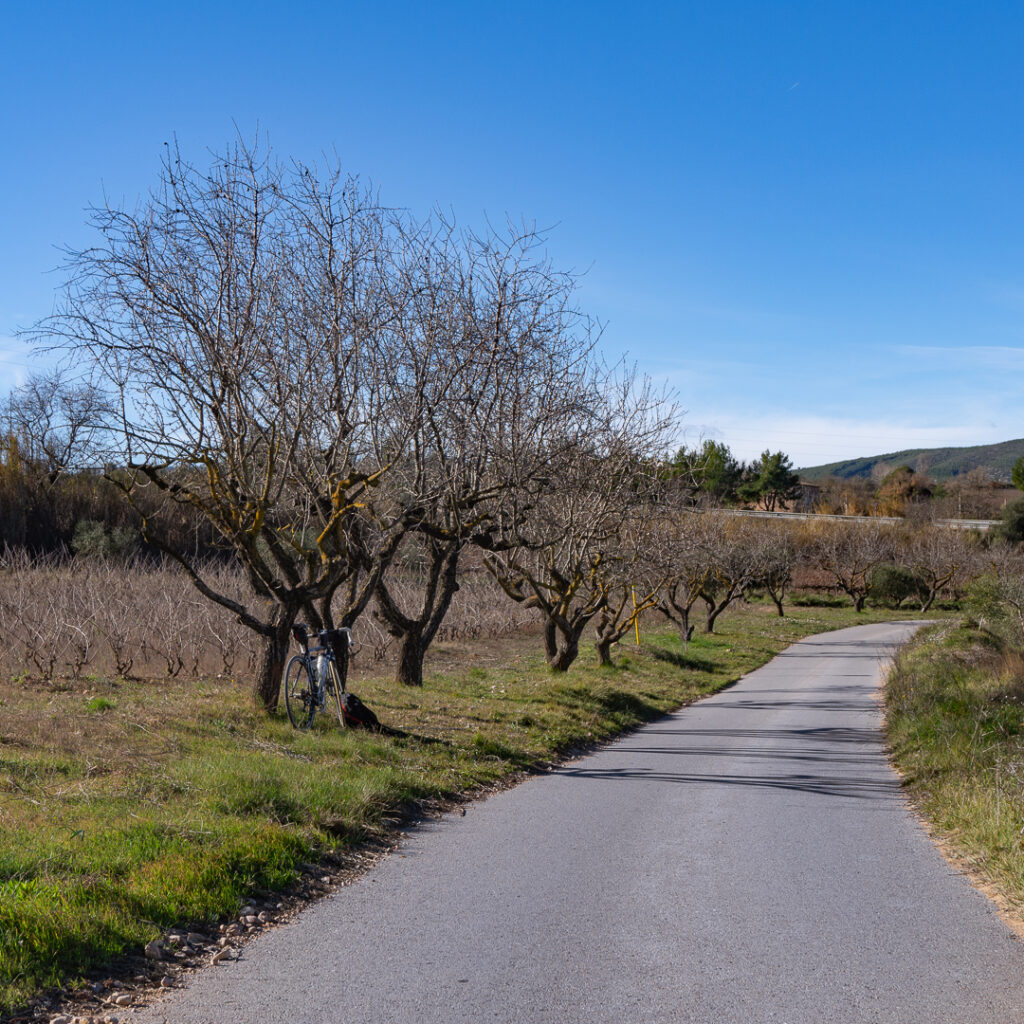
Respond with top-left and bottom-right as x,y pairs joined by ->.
794,480 -> 821,512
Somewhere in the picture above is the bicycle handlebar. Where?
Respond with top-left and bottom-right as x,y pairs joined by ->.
291,624 -> 352,658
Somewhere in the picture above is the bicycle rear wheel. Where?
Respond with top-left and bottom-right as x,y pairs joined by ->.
283,656 -> 316,729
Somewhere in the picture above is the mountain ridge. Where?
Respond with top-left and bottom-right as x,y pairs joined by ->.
798,438 -> 1024,482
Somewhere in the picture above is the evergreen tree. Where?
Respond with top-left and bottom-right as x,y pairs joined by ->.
1011,455 -> 1024,494
739,450 -> 801,511
669,440 -> 743,504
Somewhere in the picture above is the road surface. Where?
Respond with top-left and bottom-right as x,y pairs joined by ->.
133,621 -> 1024,1023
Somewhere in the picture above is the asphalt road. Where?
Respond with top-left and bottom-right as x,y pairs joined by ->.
133,621 -> 1024,1024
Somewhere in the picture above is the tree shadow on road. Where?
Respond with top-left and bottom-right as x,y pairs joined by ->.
554,719 -> 901,800
555,761 -> 900,799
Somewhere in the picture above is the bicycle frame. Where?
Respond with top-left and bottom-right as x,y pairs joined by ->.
285,624 -> 352,728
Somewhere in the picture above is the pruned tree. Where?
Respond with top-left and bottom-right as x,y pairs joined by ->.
371,215 -> 600,685
699,515 -> 759,633
374,535 -> 461,686
485,371 -> 678,671
747,519 -> 797,616
590,511 -> 665,666
31,137 -> 434,708
484,453 -> 627,672
903,525 -> 978,612
806,519 -> 896,612
649,508 -> 719,642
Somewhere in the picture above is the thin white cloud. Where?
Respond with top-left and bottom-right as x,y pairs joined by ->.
0,336 -> 32,392
677,411 -> 1014,468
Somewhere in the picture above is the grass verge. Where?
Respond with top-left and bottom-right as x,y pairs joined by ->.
885,618 -> 1024,923
1,601 -> 929,1014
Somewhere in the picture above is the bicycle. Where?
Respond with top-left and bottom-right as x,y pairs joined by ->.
283,623 -> 352,729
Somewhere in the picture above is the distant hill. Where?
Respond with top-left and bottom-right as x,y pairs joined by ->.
799,439 -> 1024,482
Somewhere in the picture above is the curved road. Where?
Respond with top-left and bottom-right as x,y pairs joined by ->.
135,622 -> 1024,1023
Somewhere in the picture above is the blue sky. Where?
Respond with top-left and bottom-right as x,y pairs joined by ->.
1,1 -> 1022,467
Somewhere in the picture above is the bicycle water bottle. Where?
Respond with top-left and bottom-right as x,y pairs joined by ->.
317,653 -> 329,686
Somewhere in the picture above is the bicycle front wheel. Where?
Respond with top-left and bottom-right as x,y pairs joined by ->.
326,662 -> 346,728
283,656 -> 316,729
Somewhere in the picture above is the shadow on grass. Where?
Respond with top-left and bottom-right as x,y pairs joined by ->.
791,594 -> 849,608
470,734 -> 539,770
380,724 -> 541,772
590,688 -> 663,720
378,724 -> 457,750
647,646 -> 716,673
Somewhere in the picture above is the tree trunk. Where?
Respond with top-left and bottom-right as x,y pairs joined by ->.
543,615 -> 583,672
543,617 -> 559,663
665,606 -> 693,643
395,627 -> 426,687
549,638 -> 580,672
253,617 -> 294,711
854,594 -> 866,612
703,594 -> 724,633
376,540 -> 460,687
593,603 -> 621,668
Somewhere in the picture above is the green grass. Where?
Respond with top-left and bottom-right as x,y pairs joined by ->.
84,695 -> 116,712
0,601 -> 933,1013
885,619 -> 1024,917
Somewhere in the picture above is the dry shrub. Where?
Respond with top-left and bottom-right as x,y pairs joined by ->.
0,551 -> 529,684
429,570 -> 534,642
364,568 -> 534,646
994,650 -> 1024,706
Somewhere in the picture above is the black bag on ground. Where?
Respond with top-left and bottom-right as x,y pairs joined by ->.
339,692 -> 380,731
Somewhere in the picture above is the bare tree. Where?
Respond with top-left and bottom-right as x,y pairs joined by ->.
32,137 -> 434,708
748,519 -> 798,617
3,368 -> 113,484
484,453 -> 625,672
591,514 -> 664,666
903,525 -> 979,612
372,216 -> 597,685
806,519 -> 896,612
651,509 -> 718,642
485,371 -> 678,671
700,515 -> 759,633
